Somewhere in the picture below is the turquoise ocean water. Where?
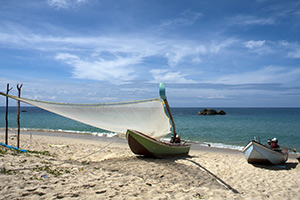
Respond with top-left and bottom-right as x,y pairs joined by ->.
1,107 -> 299,152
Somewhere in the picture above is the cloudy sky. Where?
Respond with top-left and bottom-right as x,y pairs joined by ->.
1,0 -> 300,107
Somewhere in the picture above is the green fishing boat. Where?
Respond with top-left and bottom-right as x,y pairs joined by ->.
125,83 -> 191,157
126,129 -> 190,157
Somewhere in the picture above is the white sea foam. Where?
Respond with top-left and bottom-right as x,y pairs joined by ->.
162,137 -> 244,151
91,132 -> 118,137
202,142 -> 244,151
3,128 -> 119,138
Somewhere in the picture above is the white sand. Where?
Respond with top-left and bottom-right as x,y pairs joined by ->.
0,131 -> 299,200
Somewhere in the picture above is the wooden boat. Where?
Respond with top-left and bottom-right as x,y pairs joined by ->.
126,129 -> 191,157
242,140 -> 288,165
124,83 -> 191,157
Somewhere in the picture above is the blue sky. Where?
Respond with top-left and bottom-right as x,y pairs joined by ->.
0,0 -> 300,107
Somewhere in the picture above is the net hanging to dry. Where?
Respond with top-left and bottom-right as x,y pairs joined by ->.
0,92 -> 172,139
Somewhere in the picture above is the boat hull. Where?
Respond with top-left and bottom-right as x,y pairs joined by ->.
242,140 -> 288,165
126,129 -> 191,157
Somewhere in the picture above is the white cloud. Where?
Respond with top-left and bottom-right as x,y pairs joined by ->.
279,41 -> 300,58
197,94 -> 226,100
287,50 -> 300,58
240,40 -> 300,57
230,15 -> 276,25
244,40 -> 266,49
160,10 -> 202,29
0,22 -> 240,74
4,21 -> 299,87
48,0 -> 69,9
150,69 -> 196,83
163,43 -> 207,66
192,56 -> 202,64
55,53 -> 137,83
209,38 -> 238,54
162,39 -> 236,67
48,0 -> 87,9
216,66 -> 300,84
55,53 -> 79,60
243,40 -> 270,55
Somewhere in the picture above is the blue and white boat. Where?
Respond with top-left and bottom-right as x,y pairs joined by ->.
242,140 -> 288,165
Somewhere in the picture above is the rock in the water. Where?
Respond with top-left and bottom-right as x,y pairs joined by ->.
198,108 -> 226,115
216,110 -> 226,115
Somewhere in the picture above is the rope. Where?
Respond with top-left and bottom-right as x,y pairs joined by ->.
76,142 -> 114,160
0,91 -> 160,106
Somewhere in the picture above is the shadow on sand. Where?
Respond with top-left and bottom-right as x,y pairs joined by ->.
72,154 -> 238,194
186,158 -> 239,194
125,155 -> 239,194
251,162 -> 298,170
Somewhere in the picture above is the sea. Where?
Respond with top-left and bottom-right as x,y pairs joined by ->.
1,107 -> 300,152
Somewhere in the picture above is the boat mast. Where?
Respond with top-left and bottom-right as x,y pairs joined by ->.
159,83 -> 176,142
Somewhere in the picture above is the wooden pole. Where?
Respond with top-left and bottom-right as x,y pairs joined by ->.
17,83 -> 23,148
163,99 -> 176,143
5,83 -> 13,145
159,83 -> 177,143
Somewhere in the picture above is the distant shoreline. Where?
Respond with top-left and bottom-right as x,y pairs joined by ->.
1,128 -> 299,158
2,129 -> 299,159
0,129 -> 240,153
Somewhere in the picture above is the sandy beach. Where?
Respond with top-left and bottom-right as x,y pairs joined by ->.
1,131 -> 299,200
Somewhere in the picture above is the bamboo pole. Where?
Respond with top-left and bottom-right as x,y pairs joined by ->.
17,83 -> 23,148
163,99 -> 176,143
5,83 -> 13,145
159,83 -> 177,143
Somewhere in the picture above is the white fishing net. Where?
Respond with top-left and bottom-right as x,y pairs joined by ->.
1,93 -> 171,139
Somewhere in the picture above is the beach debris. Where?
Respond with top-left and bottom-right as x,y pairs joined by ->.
26,188 -> 37,192
41,174 -> 49,179
95,190 -> 107,194
10,135 -> 17,140
0,142 -> 27,152
194,193 -> 204,199
198,108 -> 226,115
49,144 -> 69,148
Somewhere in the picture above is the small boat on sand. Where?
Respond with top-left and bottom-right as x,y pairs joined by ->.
126,129 -> 190,157
242,140 -> 288,165
125,83 -> 191,157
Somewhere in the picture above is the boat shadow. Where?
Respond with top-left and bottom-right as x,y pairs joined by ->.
251,162 -> 298,170
135,154 -> 195,161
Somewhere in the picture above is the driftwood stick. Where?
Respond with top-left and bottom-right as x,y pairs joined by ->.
5,83 -> 13,145
17,83 -> 23,148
